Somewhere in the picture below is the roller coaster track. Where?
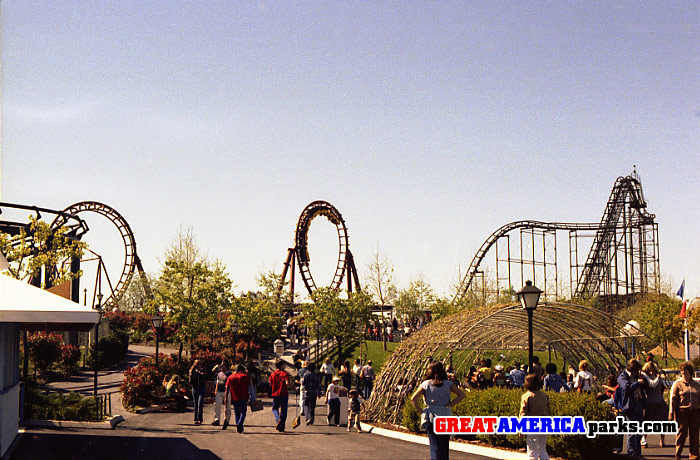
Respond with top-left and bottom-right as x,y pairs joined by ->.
574,175 -> 655,298
453,174 -> 659,305
50,201 -> 153,311
278,200 -> 361,301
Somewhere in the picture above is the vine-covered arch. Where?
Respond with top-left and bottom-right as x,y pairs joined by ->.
365,301 -> 669,424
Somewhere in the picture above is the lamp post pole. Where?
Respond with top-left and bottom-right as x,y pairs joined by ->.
517,281 -> 542,372
152,313 -> 164,371
93,292 -> 103,397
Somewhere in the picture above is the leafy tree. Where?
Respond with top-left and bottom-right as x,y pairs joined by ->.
0,215 -> 86,286
395,276 -> 436,324
431,297 -> 461,320
364,248 -> 398,309
303,287 -> 373,364
227,294 -> 283,358
156,259 -> 233,362
637,295 -> 684,358
256,269 -> 295,305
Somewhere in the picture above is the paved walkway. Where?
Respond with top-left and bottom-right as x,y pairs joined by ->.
15,345 -> 685,459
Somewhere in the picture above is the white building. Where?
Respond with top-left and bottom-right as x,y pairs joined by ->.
0,274 -> 98,457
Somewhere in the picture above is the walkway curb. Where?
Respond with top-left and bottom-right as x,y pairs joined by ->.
23,415 -> 124,430
363,423 -> 529,460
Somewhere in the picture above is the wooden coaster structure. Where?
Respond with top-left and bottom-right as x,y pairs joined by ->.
277,200 -> 361,303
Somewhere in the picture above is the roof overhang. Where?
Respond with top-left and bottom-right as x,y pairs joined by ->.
0,274 -> 99,331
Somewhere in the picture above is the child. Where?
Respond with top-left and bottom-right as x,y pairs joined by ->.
520,374 -> 551,460
347,389 -> 363,433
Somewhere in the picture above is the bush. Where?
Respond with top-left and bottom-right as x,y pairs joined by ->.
89,330 -> 129,370
120,361 -> 163,409
59,344 -> 82,373
104,311 -> 131,331
404,387 -> 619,460
24,387 -> 100,421
27,332 -> 63,377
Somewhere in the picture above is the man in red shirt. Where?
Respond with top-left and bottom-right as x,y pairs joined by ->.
225,364 -> 252,433
269,360 -> 290,432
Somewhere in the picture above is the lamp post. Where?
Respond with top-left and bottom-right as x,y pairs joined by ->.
93,292 -> 103,397
314,322 -> 322,365
230,322 -> 239,363
151,313 -> 164,370
517,281 -> 542,372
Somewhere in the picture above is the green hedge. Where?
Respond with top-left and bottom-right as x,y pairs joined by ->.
404,387 -> 620,460
24,387 -> 101,421
88,330 -> 129,370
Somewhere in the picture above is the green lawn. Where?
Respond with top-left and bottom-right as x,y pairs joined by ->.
343,340 -> 398,372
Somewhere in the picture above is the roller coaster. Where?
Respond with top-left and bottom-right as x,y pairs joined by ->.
0,201 -> 152,311
453,171 -> 660,311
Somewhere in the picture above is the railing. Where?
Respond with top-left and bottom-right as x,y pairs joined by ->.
96,392 -> 112,419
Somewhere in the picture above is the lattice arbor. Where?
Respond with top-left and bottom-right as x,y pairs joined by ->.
453,173 -> 660,312
364,301 -> 664,425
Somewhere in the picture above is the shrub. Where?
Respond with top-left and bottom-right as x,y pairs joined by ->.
24,387 -> 100,421
27,332 -> 63,376
404,387 -> 619,460
104,311 -> 131,331
89,330 -> 129,370
59,344 -> 82,373
120,362 -> 163,409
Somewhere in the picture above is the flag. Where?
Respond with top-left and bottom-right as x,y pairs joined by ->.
677,280 -> 685,300
680,300 -> 687,319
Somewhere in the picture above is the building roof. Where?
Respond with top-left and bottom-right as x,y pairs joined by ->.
0,274 -> 99,331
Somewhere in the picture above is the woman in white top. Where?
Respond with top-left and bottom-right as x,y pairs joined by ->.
573,360 -> 593,393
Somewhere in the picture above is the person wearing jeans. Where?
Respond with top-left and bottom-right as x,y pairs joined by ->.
269,360 -> 290,432
616,359 -> 646,458
188,360 -> 206,425
325,377 -> 347,426
225,364 -> 252,433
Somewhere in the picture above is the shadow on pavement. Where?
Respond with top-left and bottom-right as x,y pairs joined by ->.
10,432 -> 220,460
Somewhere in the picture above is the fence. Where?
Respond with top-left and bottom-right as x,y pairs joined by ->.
96,392 -> 112,419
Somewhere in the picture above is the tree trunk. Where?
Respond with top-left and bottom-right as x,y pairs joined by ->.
178,342 -> 183,364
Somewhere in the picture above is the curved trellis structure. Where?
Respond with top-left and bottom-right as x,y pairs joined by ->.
278,200 -> 361,302
365,301 -> 670,425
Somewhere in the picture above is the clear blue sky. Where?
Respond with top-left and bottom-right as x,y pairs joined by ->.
1,1 -> 699,300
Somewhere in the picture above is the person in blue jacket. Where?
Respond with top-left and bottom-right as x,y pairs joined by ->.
615,358 -> 647,458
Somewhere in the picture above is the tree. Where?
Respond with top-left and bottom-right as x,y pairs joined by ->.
158,259 -> 233,361
395,276 -> 436,324
120,272 -> 152,312
364,248 -> 398,309
431,297 -> 461,321
227,294 -> 283,359
637,295 -> 684,358
256,269 -> 295,305
303,287 -> 373,364
0,215 -> 86,286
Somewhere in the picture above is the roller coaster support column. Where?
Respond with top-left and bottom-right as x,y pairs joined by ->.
517,281 -> 542,371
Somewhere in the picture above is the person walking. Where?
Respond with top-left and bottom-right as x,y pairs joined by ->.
616,358 -> 646,458
352,358 -> 363,393
642,361 -> 668,448
325,376 -> 347,426
189,360 -> 206,425
669,361 -> 700,460
338,361 -> 352,390
269,360 -> 290,432
347,389 -> 363,433
225,364 -> 252,433
212,361 -> 230,426
320,357 -> 335,389
520,374 -> 551,460
361,360 -> 375,400
301,362 -> 321,425
411,361 -> 466,460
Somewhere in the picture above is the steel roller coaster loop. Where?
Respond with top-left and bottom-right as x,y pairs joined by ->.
278,200 -> 361,302
50,201 -> 153,311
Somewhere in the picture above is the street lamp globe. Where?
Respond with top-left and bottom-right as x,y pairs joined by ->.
517,280 -> 542,310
